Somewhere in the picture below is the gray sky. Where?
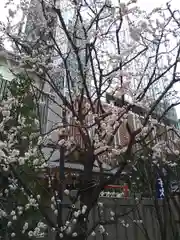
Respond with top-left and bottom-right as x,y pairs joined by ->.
0,0 -> 179,25
0,0 -> 180,118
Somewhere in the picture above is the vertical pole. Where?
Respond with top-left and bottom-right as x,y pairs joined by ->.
123,185 -> 128,199
56,109 -> 66,238
56,59 -> 67,239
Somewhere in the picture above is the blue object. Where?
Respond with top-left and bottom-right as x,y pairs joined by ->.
156,178 -> 165,199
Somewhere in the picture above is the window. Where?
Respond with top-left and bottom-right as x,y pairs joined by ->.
51,70 -> 64,90
0,76 -> 8,100
0,64 -> 15,100
36,93 -> 49,134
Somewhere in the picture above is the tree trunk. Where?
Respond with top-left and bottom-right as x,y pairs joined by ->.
56,152 -> 101,240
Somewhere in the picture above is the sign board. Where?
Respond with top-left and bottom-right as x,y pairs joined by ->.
104,184 -> 129,198
156,178 -> 165,199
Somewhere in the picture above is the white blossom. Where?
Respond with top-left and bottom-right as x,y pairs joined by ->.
0,149 -> 6,158
37,222 -> 47,229
111,148 -> 121,155
58,139 -> 66,146
73,211 -> 80,218
119,70 -> 129,77
23,222 -> 29,230
110,211 -> 115,217
82,205 -> 87,214
51,204 -> 55,210
28,231 -> 34,237
94,146 -> 108,155
99,225 -> 105,234
72,219 -> 77,224
11,233 -> 16,238
4,189 -> 9,194
12,149 -> 20,157
37,195 -> 41,200
72,232 -> 78,237
91,231 -> 96,236
110,54 -> 122,60
64,189 -> 70,195
0,209 -> 7,218
0,141 -> 6,149
54,209 -> 58,215
98,202 -> 103,207
18,211 -> 23,215
12,215 -> 17,221
130,27 -> 141,41
59,233 -> 63,238
51,196 -> 55,202
2,110 -> 10,117
18,157 -> 25,165
7,221 -> 12,227
66,226 -> 72,234
10,210 -> 16,216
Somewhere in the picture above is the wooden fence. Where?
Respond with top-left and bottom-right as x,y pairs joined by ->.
88,197 -> 180,240
43,196 -> 180,240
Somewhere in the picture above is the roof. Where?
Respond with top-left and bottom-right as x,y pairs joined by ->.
48,161 -> 120,176
106,93 -> 178,126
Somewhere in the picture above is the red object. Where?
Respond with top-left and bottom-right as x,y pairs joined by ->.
104,185 -> 129,198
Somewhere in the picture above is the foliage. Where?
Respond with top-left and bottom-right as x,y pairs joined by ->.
0,74 -> 48,239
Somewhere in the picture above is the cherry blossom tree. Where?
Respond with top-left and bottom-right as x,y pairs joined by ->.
0,0 -> 180,239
